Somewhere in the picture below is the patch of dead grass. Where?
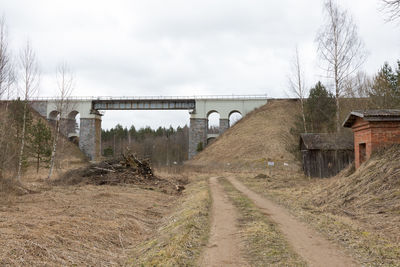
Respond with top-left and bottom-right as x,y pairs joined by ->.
0,182 -> 177,266
129,175 -> 211,266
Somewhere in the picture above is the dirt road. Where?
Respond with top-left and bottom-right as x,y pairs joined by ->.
200,177 -> 249,267
226,176 -> 359,267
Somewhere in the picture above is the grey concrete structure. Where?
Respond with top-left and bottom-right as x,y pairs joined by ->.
79,116 -> 102,160
189,118 -> 208,159
219,119 -> 230,134
29,95 -> 268,161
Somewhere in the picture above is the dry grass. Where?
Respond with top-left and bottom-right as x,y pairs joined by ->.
130,175 -> 211,266
0,181 -> 177,266
219,177 -> 307,266
190,99 -> 300,170
237,158 -> 400,267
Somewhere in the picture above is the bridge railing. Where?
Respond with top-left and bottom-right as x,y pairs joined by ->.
29,94 -> 269,101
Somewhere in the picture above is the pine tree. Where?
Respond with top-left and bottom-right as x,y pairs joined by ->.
370,61 -> 400,108
30,119 -> 52,173
305,82 -> 337,133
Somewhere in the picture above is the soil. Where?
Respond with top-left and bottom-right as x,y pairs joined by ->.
200,177 -> 248,267
226,176 -> 359,267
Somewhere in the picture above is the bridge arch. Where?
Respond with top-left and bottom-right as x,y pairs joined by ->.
229,110 -> 243,127
49,110 -> 60,121
67,110 -> 80,143
207,110 -> 220,134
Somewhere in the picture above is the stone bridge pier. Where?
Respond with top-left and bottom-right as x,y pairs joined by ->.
30,100 -> 102,161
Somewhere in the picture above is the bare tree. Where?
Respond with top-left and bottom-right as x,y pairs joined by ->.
0,16 -> 15,179
17,41 -> 40,181
343,71 -> 372,98
288,47 -> 308,133
48,62 -> 74,179
381,0 -> 400,21
316,0 -> 367,132
0,16 -> 14,99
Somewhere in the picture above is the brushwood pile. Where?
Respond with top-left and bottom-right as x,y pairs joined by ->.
55,153 -> 185,193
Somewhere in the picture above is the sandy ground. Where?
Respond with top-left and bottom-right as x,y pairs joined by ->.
227,176 -> 359,267
200,177 -> 248,267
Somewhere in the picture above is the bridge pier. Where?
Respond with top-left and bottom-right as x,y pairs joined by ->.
189,118 -> 207,159
219,118 -> 229,134
79,115 -> 102,161
60,118 -> 76,138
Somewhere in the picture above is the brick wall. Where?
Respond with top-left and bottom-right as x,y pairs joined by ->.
352,117 -> 400,168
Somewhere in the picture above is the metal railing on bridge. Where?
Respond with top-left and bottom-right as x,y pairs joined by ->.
30,94 -> 269,101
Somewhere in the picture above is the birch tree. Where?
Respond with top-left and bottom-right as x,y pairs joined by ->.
288,47 -> 308,133
381,0 -> 400,21
0,16 -> 15,178
316,0 -> 366,132
17,41 -> 39,181
48,62 -> 74,179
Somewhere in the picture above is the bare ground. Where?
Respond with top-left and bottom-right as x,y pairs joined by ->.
199,177 -> 248,267
226,176 -> 359,267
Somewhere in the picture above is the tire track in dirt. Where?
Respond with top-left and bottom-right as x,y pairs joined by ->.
227,176 -> 359,267
199,177 -> 249,267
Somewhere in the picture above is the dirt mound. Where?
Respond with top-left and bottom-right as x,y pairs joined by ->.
55,154 -> 186,194
190,99 -> 300,169
311,145 -> 400,241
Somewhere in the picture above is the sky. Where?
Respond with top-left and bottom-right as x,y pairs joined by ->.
1,0 -> 400,129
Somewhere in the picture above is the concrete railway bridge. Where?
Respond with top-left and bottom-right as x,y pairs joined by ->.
29,95 -> 268,161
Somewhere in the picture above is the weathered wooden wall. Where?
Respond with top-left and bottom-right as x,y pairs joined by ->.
301,149 -> 354,178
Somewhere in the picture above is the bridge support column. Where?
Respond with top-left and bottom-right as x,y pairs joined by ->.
79,115 -> 102,161
60,118 -> 76,137
189,118 -> 207,159
219,118 -> 229,134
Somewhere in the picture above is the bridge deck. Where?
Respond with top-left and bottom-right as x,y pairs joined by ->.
92,99 -> 196,110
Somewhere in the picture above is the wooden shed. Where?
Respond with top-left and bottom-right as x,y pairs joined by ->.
300,133 -> 354,178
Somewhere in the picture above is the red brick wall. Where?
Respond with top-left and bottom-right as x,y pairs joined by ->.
351,118 -> 400,169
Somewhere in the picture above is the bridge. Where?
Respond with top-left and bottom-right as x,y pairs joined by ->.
29,95 -> 268,161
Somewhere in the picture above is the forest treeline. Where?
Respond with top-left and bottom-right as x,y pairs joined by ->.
102,125 -> 189,166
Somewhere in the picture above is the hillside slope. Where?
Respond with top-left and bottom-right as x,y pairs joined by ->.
191,99 -> 300,169
311,145 -> 400,241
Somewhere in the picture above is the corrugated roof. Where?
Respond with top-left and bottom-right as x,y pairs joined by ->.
343,109 -> 400,127
300,133 -> 354,150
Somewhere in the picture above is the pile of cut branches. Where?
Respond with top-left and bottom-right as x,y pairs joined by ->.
54,153 -> 185,194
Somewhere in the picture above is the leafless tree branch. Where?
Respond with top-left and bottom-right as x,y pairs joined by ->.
316,0 -> 367,132
17,41 -> 40,181
287,46 -> 308,133
48,62 -> 74,179
381,0 -> 400,21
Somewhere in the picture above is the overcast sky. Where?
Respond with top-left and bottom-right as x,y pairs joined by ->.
2,0 -> 400,129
